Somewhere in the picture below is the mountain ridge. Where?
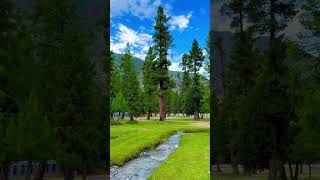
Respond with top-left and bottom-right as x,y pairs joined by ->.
112,53 -> 184,89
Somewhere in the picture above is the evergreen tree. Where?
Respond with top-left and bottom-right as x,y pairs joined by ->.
153,5 -> 173,121
189,39 -> 205,119
199,76 -> 210,118
110,51 -> 124,119
32,0 -> 106,178
180,54 -> 193,116
172,91 -> 181,116
227,29 -> 262,175
111,90 -> 128,119
143,46 -> 158,119
221,0 -> 249,33
0,0 -> 25,178
120,44 -> 140,120
213,37 -> 226,96
300,0 -> 320,55
245,1 -> 296,179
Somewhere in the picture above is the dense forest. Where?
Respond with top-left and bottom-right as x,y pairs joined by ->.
110,6 -> 210,121
0,0 -> 106,179
211,0 -> 320,180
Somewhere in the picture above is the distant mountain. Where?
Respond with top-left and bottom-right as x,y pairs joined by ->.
112,53 -> 184,89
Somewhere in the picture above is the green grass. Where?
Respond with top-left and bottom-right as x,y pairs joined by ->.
149,133 -> 210,180
110,120 -> 208,166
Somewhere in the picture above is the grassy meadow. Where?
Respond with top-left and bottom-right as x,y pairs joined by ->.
150,133 -> 210,180
110,118 -> 210,179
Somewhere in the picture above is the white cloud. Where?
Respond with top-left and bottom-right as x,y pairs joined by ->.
168,52 -> 183,72
111,0 -> 163,19
169,62 -> 182,72
111,23 -> 153,60
199,66 -> 207,75
169,12 -> 192,30
202,49 -> 208,57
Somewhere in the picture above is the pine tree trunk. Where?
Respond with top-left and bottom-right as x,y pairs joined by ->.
82,162 -> 87,180
121,112 -> 124,119
279,162 -> 287,180
25,161 -> 32,180
159,89 -> 166,121
219,54 -> 226,97
268,152 -> 280,180
294,162 -> 299,180
308,164 -> 311,180
217,155 -> 222,172
252,164 -> 257,175
268,123 -> 280,180
289,161 -> 293,180
289,162 -> 299,180
0,164 -> 3,180
64,168 -> 74,180
33,161 -> 46,180
232,163 -> 239,175
243,164 -> 251,176
194,110 -> 198,120
0,162 -> 9,180
300,163 -> 303,174
0,166 -> 2,180
231,151 -> 239,175
147,110 -> 150,120
129,114 -> 134,121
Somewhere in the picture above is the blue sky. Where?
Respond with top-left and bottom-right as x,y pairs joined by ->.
110,0 -> 210,72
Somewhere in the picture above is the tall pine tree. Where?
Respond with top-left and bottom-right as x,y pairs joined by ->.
245,0 -> 296,179
143,46 -> 158,120
32,0 -> 106,179
120,44 -> 140,121
189,39 -> 205,119
153,6 -> 173,121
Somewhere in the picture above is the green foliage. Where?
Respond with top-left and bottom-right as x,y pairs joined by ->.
247,0 -> 296,36
111,90 -> 128,114
300,0 -> 320,55
220,0 -> 249,32
178,40 -> 206,119
32,0 -> 106,174
143,46 -> 159,117
153,6 -> 173,91
300,0 -> 320,37
152,5 -> 173,120
213,1 -> 300,176
199,77 -> 210,115
290,90 -> 320,163
120,44 -> 141,119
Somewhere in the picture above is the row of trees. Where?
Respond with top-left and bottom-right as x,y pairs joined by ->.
212,0 -> 320,180
0,0 -> 106,180
110,6 -> 210,121
110,42 -> 209,121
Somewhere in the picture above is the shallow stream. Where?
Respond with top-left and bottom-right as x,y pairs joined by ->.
110,133 -> 182,180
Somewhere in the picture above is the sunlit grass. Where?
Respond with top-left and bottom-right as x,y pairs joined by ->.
110,120 -> 208,166
150,133 -> 210,180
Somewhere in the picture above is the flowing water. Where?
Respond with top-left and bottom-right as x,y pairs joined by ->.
110,133 -> 182,180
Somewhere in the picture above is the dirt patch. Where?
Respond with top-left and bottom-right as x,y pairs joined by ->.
190,121 -> 210,128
